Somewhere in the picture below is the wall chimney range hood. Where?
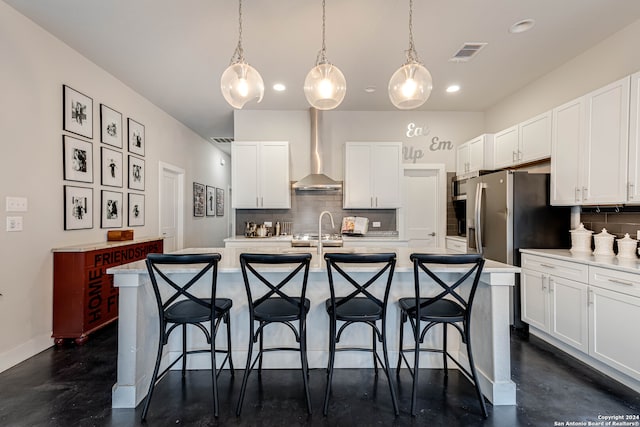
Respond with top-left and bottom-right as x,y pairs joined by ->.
292,108 -> 342,191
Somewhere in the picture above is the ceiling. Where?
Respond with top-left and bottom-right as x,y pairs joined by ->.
5,0 -> 640,153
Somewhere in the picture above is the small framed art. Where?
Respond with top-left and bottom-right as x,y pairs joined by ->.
128,155 -> 145,191
63,85 -> 93,139
101,190 -> 123,228
128,193 -> 145,227
216,188 -> 225,216
100,104 -> 123,148
128,118 -> 145,156
63,135 -> 93,183
193,182 -> 205,217
101,147 -> 123,187
64,185 -> 93,230
206,185 -> 215,216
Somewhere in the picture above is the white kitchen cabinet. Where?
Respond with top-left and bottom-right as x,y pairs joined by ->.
231,141 -> 290,209
445,236 -> 467,253
493,125 -> 519,170
627,71 -> 640,203
493,111 -> 552,170
549,275 -> 589,353
455,134 -> 494,177
343,142 -> 402,209
521,268 -> 549,332
551,76 -> 630,205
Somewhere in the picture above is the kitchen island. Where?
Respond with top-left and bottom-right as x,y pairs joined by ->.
108,246 -> 519,409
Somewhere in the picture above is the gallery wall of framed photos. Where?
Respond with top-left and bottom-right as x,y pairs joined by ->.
62,84 -> 146,230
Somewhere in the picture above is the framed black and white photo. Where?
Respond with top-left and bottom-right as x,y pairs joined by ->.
101,190 -> 123,228
128,155 -> 145,191
63,135 -> 93,183
216,188 -> 225,216
100,104 -> 123,148
128,193 -> 145,227
63,85 -> 93,139
101,147 -> 123,187
193,182 -> 205,217
64,185 -> 93,230
128,118 -> 145,156
206,185 -> 215,216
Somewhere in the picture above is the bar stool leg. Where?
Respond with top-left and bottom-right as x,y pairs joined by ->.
299,318 -> 312,415
372,327 -> 378,376
182,324 -> 187,377
141,323 -> 165,421
258,322 -> 264,376
323,316 -> 337,416
236,321 -> 255,416
225,312 -> 234,373
381,317 -> 399,416
396,312 -> 406,373
411,319 -> 420,417
465,325 -> 488,418
443,323 -> 448,378
211,319 -> 219,417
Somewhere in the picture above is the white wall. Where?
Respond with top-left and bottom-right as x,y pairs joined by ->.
0,2 -> 230,372
235,110 -> 485,174
485,19 -> 640,133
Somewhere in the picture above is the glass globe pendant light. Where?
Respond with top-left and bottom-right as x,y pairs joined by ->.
388,0 -> 433,110
304,0 -> 346,110
220,0 -> 264,109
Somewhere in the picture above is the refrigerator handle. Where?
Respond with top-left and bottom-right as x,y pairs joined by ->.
475,182 -> 486,255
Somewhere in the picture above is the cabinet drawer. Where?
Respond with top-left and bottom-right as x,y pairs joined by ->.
521,254 -> 588,283
589,266 -> 640,298
446,238 -> 467,253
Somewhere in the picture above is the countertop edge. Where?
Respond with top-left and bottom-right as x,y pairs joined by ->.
520,248 -> 640,274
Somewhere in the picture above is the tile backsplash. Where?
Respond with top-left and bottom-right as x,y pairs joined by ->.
235,185 -> 396,235
580,209 -> 640,239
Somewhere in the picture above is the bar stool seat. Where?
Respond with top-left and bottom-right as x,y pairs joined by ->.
165,298 -> 232,323
325,297 -> 383,321
255,298 -> 310,322
397,298 -> 464,322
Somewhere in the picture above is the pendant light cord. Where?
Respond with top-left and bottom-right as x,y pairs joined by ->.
316,0 -> 329,65
405,0 -> 421,65
230,0 -> 245,65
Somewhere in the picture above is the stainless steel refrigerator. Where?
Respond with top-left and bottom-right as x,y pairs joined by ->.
466,170 -> 571,329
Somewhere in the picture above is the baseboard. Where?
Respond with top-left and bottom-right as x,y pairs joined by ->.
0,333 -> 54,373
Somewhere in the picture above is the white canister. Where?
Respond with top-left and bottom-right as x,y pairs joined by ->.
616,233 -> 638,258
569,223 -> 593,253
593,228 -> 615,256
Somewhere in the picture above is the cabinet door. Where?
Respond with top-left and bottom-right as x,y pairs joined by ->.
231,142 -> 259,208
589,286 -> 640,380
521,269 -> 549,332
372,143 -> 402,208
548,276 -> 588,353
259,142 -> 290,208
456,142 -> 469,176
468,136 -> 485,172
582,76 -> 630,205
344,143 -> 373,208
520,111 -> 552,164
627,71 -> 640,203
551,97 -> 584,205
493,126 -> 519,169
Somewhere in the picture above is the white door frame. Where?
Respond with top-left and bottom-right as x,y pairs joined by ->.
398,163 -> 447,248
158,161 -> 185,251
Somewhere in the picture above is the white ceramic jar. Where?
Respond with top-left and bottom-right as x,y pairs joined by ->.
617,233 -> 638,258
570,223 -> 593,253
593,228 -> 615,256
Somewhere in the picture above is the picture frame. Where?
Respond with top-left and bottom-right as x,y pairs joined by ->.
128,193 -> 145,227
128,155 -> 145,191
193,182 -> 205,217
63,85 -> 93,139
101,190 -> 123,228
128,118 -> 145,156
64,185 -> 93,230
63,135 -> 93,183
216,187 -> 224,217
101,147 -> 123,187
206,185 -> 215,216
100,104 -> 123,148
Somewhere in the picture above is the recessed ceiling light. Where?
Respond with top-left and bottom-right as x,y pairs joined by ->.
509,19 -> 535,34
364,86 -> 376,93
273,83 -> 286,92
446,85 -> 460,93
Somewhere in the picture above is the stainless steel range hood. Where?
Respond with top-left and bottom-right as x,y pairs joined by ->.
292,108 -> 342,191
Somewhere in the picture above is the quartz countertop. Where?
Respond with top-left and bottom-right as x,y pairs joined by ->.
520,248 -> 640,274
223,235 -> 293,242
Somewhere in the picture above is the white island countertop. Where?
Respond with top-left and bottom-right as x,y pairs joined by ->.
520,248 -> 640,274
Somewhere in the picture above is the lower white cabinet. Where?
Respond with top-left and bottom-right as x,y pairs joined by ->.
521,268 -> 549,332
445,236 -> 467,253
549,275 -> 588,353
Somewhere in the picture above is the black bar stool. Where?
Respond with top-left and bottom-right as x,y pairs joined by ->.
141,253 -> 233,421
397,253 -> 487,417
235,253 -> 313,416
323,252 -> 399,416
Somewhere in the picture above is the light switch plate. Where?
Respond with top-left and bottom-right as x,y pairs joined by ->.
6,197 -> 27,212
6,216 -> 23,231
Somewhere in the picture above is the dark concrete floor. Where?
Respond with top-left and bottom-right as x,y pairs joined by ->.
0,323 -> 639,427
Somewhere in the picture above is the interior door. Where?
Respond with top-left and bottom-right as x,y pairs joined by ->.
159,163 -> 184,253
403,167 -> 439,248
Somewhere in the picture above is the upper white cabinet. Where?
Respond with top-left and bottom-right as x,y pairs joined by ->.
494,111 -> 552,169
551,76 -> 630,205
343,142 -> 402,209
455,134 -> 494,177
627,71 -> 640,203
231,141 -> 290,209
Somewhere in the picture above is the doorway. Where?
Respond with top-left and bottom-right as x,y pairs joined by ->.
398,164 -> 446,248
159,161 -> 185,252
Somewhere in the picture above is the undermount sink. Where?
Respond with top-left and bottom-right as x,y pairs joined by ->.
291,233 -> 343,247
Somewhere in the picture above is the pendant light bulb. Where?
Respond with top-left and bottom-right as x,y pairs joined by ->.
220,0 -> 264,109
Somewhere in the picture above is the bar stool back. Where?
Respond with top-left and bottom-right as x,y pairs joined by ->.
235,253 -> 313,416
323,252 -> 399,416
397,253 -> 486,417
142,253 -> 233,421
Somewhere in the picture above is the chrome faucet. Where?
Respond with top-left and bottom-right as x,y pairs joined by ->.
318,211 -> 335,255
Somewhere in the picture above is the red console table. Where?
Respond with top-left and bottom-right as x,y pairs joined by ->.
52,237 -> 163,345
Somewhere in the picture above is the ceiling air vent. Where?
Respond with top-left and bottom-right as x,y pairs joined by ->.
449,42 -> 487,62
209,137 -> 234,143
